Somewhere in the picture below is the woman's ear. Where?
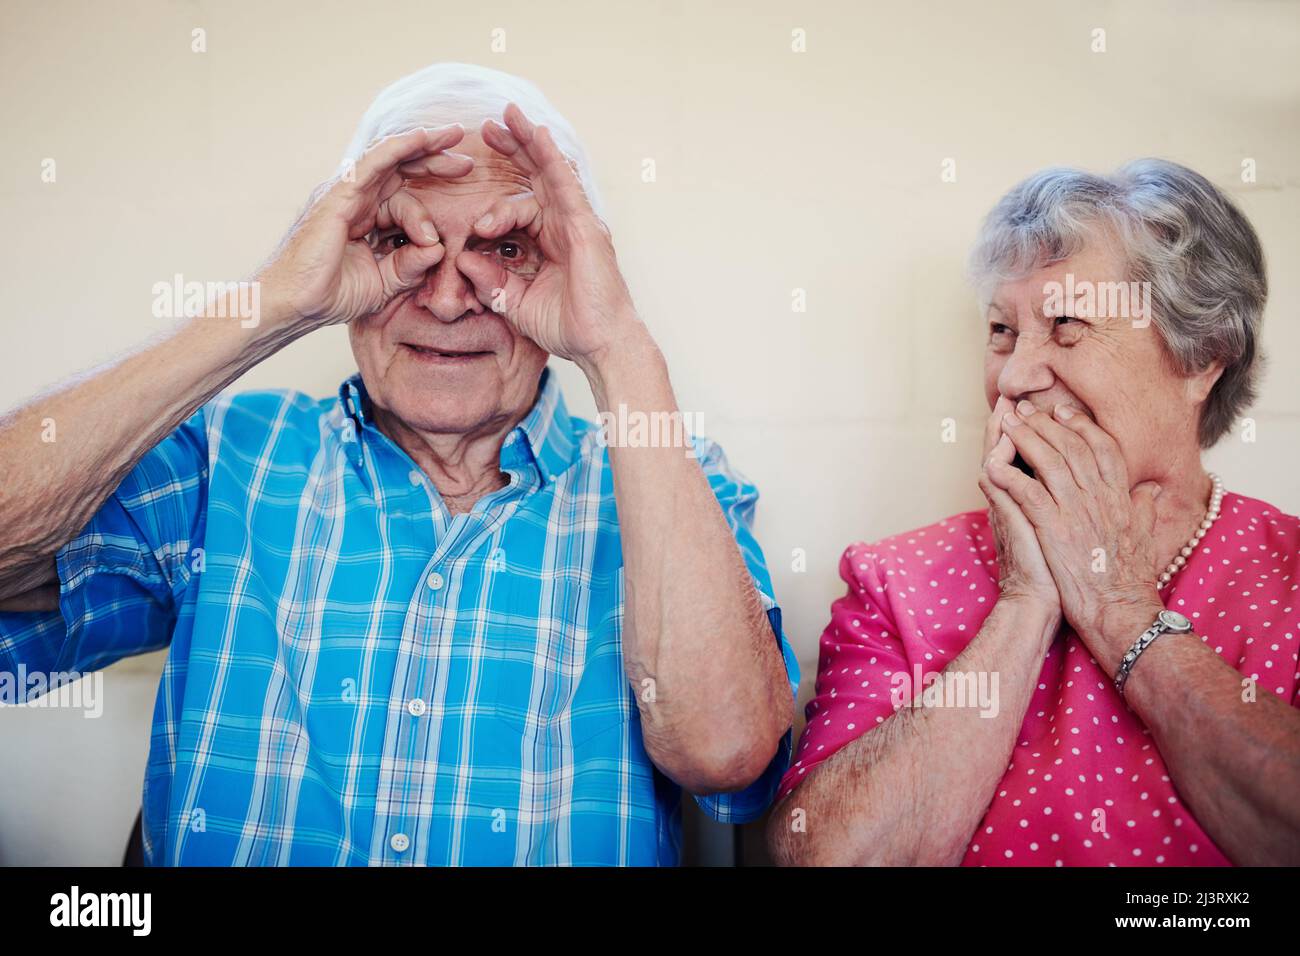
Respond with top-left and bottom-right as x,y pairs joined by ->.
1184,360 -> 1225,405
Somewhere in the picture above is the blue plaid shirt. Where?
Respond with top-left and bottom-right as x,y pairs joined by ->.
0,367 -> 797,865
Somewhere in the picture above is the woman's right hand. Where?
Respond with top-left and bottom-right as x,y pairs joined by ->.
255,125 -> 473,330
978,396 -> 1061,618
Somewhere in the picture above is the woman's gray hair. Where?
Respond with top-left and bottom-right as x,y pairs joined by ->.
343,62 -> 605,219
969,159 -> 1267,448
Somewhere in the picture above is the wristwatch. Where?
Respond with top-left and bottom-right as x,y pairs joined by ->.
1114,609 -> 1193,697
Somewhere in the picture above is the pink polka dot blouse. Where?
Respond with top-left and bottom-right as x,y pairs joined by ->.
778,492 -> 1300,866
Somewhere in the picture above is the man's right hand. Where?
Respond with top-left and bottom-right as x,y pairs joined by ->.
0,127 -> 470,608
255,125 -> 472,330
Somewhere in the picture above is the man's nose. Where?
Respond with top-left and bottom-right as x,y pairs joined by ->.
412,256 -> 483,324
997,334 -> 1055,401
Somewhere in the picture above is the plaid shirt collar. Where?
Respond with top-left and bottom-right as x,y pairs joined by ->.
336,365 -> 578,486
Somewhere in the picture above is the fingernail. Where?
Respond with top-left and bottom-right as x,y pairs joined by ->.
1016,400 -> 1036,417
475,213 -> 493,229
1003,412 -> 1020,428
1054,403 -> 1074,420
422,222 -> 437,242
1152,484 -> 1163,498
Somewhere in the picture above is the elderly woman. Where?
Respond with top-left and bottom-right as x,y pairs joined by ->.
769,159 -> 1300,866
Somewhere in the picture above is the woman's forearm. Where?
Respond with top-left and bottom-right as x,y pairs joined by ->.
1097,602 -> 1300,865
0,291 -> 303,604
768,597 -> 1059,866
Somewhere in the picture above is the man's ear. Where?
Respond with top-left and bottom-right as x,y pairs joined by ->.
1184,360 -> 1225,405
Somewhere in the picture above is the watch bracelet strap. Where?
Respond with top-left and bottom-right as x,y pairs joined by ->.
1114,620 -> 1167,697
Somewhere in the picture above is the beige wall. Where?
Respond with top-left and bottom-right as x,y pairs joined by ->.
2,0 -> 1297,864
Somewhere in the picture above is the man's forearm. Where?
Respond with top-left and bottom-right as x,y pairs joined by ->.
0,291 -> 303,602
579,324 -> 791,794
769,597 -> 1058,866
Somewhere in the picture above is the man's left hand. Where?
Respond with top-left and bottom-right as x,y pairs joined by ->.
442,102 -> 643,375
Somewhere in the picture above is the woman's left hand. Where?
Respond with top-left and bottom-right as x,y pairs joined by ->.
984,400 -> 1165,651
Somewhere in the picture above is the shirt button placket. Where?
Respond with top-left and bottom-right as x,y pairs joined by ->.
391,565 -> 442,864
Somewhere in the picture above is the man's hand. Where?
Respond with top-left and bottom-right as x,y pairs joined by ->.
0,130 -> 475,604
437,109 -> 786,793
452,103 -> 641,373
255,125 -> 473,330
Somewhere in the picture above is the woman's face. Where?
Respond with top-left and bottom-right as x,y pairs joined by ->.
982,240 -> 1218,486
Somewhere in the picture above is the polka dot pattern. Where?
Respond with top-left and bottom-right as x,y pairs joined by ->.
778,493 -> 1300,866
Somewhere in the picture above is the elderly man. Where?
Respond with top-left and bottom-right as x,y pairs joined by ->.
0,63 -> 797,865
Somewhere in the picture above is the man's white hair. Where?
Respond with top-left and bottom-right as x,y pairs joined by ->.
343,62 -> 604,218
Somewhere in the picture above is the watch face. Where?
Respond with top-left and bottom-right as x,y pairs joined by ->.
1158,609 -> 1193,632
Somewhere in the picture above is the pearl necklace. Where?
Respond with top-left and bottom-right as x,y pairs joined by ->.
1157,472 -> 1224,590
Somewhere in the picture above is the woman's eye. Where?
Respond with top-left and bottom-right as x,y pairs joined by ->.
1053,315 -> 1085,342
987,323 -> 1014,351
1053,315 -> 1090,332
497,240 -> 522,260
387,233 -> 411,250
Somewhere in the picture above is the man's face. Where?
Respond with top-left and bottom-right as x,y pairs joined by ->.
981,241 -> 1202,485
349,133 -> 549,436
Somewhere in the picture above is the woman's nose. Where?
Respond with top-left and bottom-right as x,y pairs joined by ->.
996,336 -> 1055,398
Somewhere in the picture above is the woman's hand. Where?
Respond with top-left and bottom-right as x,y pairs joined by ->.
255,125 -> 473,330
450,103 -> 642,372
986,400 -> 1164,647
979,396 -> 1062,625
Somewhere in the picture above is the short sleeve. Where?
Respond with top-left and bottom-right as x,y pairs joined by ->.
0,406 -> 210,688
776,543 -> 910,803
688,437 -> 800,824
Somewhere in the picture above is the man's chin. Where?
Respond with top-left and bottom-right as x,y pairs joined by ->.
394,361 -> 493,403
386,396 -> 496,436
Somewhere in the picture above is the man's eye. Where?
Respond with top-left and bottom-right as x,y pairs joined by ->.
1054,315 -> 1078,326
474,235 -> 541,276
989,323 -> 1013,337
371,232 -> 410,253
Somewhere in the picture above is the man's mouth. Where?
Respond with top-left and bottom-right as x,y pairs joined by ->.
401,343 -> 492,363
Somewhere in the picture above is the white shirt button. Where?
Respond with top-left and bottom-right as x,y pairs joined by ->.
407,698 -> 426,717
408,468 -> 422,485
426,571 -> 445,591
389,833 -> 410,853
